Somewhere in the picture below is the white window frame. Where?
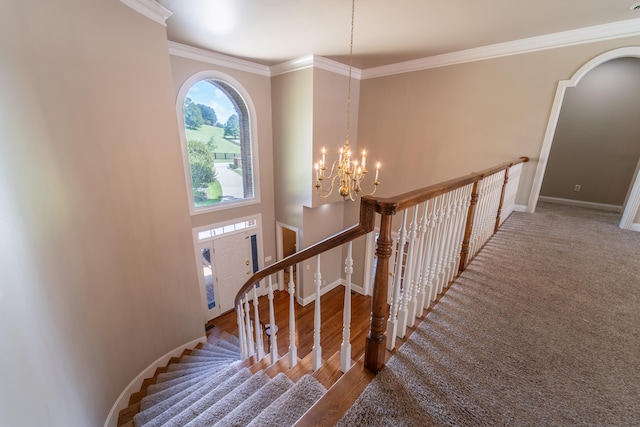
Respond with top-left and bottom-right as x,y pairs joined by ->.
176,70 -> 261,215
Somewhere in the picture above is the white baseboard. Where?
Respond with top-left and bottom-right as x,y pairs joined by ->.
298,279 -> 343,306
104,335 -> 207,427
350,283 -> 366,295
297,278 -> 367,306
513,204 -> 528,212
538,196 -> 622,213
629,223 -> 640,232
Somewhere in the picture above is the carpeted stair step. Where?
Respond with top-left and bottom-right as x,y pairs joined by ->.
137,368 -> 253,426
122,335 -> 330,427
215,373 -> 294,427
174,371 -> 270,426
167,360 -> 236,372
195,345 -> 240,358
147,365 -> 229,393
179,354 -> 238,364
134,366 -> 245,427
207,338 -> 241,353
246,374 -> 327,427
155,363 -> 231,383
138,364 -> 240,415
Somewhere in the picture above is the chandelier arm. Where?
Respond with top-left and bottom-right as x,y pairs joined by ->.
315,171 -> 344,198
318,159 -> 339,181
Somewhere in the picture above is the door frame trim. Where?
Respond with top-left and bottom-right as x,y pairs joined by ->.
192,214 -> 264,321
527,47 -> 640,232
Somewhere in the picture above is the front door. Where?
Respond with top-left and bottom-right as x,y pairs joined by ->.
213,230 -> 253,313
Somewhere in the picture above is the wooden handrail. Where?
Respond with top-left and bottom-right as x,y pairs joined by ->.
234,197 -> 376,307
235,155 -> 529,374
363,156 -> 529,215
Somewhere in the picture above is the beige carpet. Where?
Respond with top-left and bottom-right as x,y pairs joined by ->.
338,203 -> 640,426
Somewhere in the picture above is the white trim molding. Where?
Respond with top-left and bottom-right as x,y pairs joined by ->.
527,47 -> 640,229
270,55 -> 363,79
104,335 -> 207,427
168,18 -> 640,79
120,0 -> 172,26
538,196 -> 622,213
169,42 -> 271,76
362,18 -> 640,79
298,279 -> 344,306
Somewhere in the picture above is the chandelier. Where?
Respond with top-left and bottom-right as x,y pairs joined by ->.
314,0 -> 380,201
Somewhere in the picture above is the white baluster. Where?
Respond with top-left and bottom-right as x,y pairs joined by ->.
425,196 -> 441,303
442,188 -> 462,289
267,276 -> 279,364
433,192 -> 450,296
398,206 -> 419,338
252,285 -> 264,360
433,198 -> 446,295
386,210 -> 408,350
416,199 -> 432,315
409,202 -> 428,324
288,265 -> 298,368
312,255 -> 322,371
341,242 -> 353,373
244,294 -> 254,357
439,191 -> 457,293
449,185 -> 472,284
237,303 -> 248,359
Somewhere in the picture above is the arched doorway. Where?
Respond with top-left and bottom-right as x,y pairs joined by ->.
527,47 -> 640,231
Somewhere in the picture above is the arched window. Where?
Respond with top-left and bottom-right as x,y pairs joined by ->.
177,73 -> 259,213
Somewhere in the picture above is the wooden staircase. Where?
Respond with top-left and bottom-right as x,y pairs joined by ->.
116,330 -> 374,427
117,293 -> 441,427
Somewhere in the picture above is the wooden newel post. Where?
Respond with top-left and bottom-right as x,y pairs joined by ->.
458,180 -> 479,274
494,166 -> 510,233
364,213 -> 393,373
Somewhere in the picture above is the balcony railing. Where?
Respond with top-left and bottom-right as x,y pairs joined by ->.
234,156 -> 528,374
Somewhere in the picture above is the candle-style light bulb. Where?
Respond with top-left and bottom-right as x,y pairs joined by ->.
361,150 -> 366,169
375,162 -> 380,181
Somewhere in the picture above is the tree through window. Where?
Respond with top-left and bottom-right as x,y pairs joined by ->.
182,79 -> 255,209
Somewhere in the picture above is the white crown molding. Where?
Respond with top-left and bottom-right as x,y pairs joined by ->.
270,55 -> 362,79
168,41 -> 271,77
120,0 -> 172,26
362,18 -> 640,79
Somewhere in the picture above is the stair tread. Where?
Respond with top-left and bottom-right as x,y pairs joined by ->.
247,374 -> 326,427
148,365 -> 227,393
264,352 -> 299,378
136,366 -> 247,426
139,364 -> 238,414
284,352 -> 313,382
141,369 -> 251,427
167,360 -> 235,372
294,359 -> 375,427
180,371 -> 270,426
215,373 -> 294,427
312,350 -> 344,389
248,354 -> 274,374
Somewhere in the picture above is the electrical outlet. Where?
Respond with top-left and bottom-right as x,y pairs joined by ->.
574,184 -> 581,192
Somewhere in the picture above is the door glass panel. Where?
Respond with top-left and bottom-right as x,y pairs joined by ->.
201,247 -> 215,309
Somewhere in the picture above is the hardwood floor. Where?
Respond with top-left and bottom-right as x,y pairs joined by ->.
206,286 -> 373,364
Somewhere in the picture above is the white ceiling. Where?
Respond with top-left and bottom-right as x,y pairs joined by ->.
158,0 -> 640,69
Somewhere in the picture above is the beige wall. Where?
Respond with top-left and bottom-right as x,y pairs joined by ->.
301,202 -> 346,299
357,37 -> 640,214
0,1 -> 204,425
271,69 -> 314,230
311,68 -> 361,207
540,57 -> 640,206
169,56 -> 277,270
